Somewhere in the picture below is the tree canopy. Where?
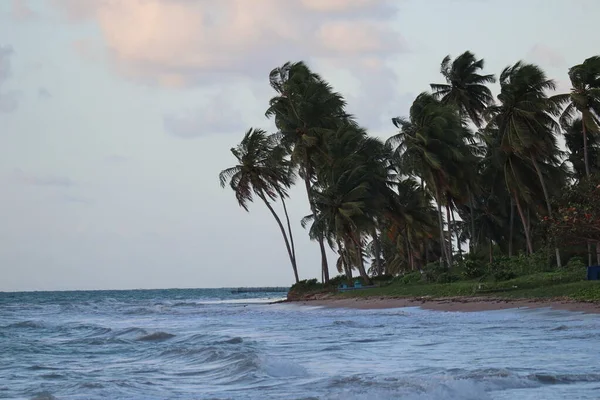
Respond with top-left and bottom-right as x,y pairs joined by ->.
220,51 -> 600,284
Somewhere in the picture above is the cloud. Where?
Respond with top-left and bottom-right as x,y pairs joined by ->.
52,0 -> 408,132
0,45 -> 19,113
526,44 -> 566,69
163,93 -> 246,139
11,0 -> 35,20
38,87 -> 52,99
52,0 -> 404,86
13,169 -> 77,188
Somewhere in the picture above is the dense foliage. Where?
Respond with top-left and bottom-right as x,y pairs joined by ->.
220,52 -> 600,285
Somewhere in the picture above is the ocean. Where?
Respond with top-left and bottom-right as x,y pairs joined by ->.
1,289 -> 599,399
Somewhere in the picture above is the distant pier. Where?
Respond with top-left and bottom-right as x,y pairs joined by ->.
230,287 -> 289,294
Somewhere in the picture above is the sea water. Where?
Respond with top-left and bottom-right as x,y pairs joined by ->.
1,289 -> 599,399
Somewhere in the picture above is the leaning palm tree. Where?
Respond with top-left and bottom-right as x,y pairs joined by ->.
553,56 -> 600,177
430,51 -> 494,252
388,93 -> 468,267
266,61 -> 352,283
219,128 -> 300,283
430,50 -> 496,128
564,117 -> 600,179
488,62 -> 563,264
302,164 -> 374,284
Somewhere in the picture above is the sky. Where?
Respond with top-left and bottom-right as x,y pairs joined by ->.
0,0 -> 598,291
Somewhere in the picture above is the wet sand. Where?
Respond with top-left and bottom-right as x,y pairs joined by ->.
289,296 -> 600,314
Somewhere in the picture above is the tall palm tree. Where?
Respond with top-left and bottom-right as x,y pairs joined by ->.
302,163 -> 374,284
488,62 -> 563,264
266,61 -> 352,283
430,50 -> 496,128
553,56 -> 600,177
430,51 -> 494,252
219,128 -> 300,283
388,93 -> 468,267
564,117 -> 600,179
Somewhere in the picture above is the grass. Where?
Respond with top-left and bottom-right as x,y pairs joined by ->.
324,270 -> 600,302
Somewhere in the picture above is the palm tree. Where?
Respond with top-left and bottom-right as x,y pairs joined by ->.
430,51 -> 496,128
302,163 -> 374,284
430,51 -> 495,252
266,61 -> 352,283
219,128 -> 300,283
553,56 -> 600,177
564,117 -> 600,179
388,93 -> 468,268
488,62 -> 563,264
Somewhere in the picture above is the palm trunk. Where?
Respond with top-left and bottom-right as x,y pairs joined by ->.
588,241 -> 593,266
337,239 -> 353,284
583,122 -> 590,177
350,232 -> 371,285
342,238 -> 354,284
596,242 -> 600,265
451,204 -> 462,260
468,188 -> 477,251
445,202 -> 454,268
371,227 -> 383,276
280,197 -> 297,276
404,232 -> 412,271
513,191 -> 533,255
258,194 -> 299,283
434,186 -> 449,267
508,198 -> 515,257
302,157 -> 329,283
530,155 -> 561,267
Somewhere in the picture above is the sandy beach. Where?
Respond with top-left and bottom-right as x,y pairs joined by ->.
289,296 -> 600,314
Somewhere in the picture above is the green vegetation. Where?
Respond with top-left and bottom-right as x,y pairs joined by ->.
219,51 -> 600,293
288,252 -> 600,302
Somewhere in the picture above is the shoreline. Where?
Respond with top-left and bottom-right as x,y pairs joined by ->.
280,296 -> 600,314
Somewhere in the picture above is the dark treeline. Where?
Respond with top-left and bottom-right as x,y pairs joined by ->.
220,52 -> 600,285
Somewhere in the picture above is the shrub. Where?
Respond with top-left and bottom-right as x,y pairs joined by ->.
372,274 -> 394,283
487,258 -> 517,281
290,279 -> 322,293
436,272 -> 460,284
460,258 -> 486,279
327,275 -> 349,287
422,262 -> 447,283
565,256 -> 586,270
396,271 -> 422,285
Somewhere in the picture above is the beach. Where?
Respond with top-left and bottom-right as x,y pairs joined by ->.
289,296 -> 600,314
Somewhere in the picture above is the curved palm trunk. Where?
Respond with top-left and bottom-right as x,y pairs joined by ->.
350,232 -> 372,285
434,186 -> 449,267
339,238 -> 353,284
513,191 -> 533,255
508,198 -> 515,257
258,194 -> 299,283
302,158 -> 330,283
445,202 -> 454,267
371,227 -> 383,276
280,197 -> 297,273
530,155 -> 561,267
450,203 -> 462,260
583,122 -> 590,177
468,188 -> 477,251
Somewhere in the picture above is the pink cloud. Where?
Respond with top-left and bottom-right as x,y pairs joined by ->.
52,0 -> 404,87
